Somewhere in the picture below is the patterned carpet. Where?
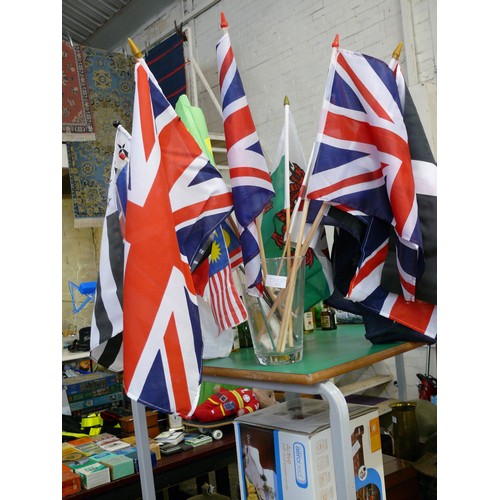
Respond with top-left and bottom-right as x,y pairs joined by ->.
66,46 -> 135,227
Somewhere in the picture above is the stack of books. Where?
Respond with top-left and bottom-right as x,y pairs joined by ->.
64,457 -> 111,490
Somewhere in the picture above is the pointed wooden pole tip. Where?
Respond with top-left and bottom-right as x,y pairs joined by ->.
283,95 -> 290,106
392,41 -> 403,60
128,38 -> 143,58
332,34 -> 339,48
220,12 -> 228,29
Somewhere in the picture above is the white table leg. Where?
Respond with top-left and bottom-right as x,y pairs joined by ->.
395,353 -> 407,401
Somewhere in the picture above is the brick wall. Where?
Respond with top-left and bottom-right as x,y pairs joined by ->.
116,0 -> 436,159
62,197 -> 100,335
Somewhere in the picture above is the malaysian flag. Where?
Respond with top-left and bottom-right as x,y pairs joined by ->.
123,48 -> 233,417
216,12 -> 274,296
306,47 -> 423,303
90,125 -> 130,371
207,227 -> 247,332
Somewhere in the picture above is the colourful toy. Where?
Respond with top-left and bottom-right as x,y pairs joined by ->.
192,386 -> 261,422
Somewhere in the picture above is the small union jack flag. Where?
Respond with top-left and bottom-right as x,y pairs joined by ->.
216,13 -> 274,296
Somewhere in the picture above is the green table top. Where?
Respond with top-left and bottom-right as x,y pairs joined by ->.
202,324 -> 424,385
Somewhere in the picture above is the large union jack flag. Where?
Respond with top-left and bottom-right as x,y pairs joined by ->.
322,47 -> 437,340
216,14 -> 274,296
123,56 -> 233,417
306,47 -> 423,302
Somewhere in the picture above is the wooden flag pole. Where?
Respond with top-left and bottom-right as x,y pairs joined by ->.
298,202 -> 328,257
276,198 -> 310,352
256,216 -> 269,281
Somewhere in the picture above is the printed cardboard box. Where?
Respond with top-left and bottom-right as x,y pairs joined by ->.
234,398 -> 385,500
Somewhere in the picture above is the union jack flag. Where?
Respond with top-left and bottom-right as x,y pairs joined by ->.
216,13 -> 274,296
306,47 -> 423,302
324,48 -> 437,340
123,56 -> 233,417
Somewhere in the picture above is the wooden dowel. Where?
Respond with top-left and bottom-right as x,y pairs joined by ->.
275,199 -> 311,351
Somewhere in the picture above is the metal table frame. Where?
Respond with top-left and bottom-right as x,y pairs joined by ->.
202,325 -> 424,499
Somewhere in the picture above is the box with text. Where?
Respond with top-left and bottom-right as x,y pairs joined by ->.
234,398 -> 385,499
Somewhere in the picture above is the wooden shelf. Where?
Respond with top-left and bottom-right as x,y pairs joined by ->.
337,374 -> 393,397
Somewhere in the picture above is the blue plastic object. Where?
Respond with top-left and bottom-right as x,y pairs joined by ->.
68,281 -> 97,314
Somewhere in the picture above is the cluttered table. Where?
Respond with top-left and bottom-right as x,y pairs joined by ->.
65,429 -> 236,499
202,324 -> 425,499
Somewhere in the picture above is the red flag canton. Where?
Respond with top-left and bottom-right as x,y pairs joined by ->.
306,48 -> 423,302
123,58 -> 232,417
216,26 -> 274,295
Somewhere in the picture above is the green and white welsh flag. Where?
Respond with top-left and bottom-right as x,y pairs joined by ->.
261,105 -> 333,310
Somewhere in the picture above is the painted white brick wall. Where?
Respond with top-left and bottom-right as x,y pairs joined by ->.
105,0 -> 438,397
117,0 -> 436,149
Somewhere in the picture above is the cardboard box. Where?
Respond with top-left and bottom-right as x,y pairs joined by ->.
67,383 -> 122,403
100,439 -> 132,453
68,391 -> 124,413
234,398 -> 386,500
121,424 -> 160,439
62,463 -> 81,497
119,411 -> 158,433
63,373 -> 120,396
62,443 -> 87,464
73,441 -> 104,457
115,447 -> 158,473
121,436 -> 161,461
92,451 -> 135,480
66,457 -> 111,490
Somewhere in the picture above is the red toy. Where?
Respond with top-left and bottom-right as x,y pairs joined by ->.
192,387 -> 261,422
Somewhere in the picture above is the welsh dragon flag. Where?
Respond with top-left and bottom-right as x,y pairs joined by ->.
261,106 -> 333,310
